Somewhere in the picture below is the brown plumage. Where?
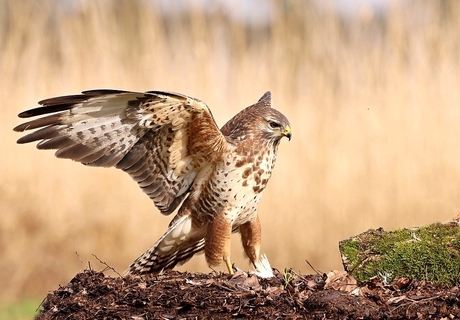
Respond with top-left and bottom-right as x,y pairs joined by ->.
14,89 -> 291,275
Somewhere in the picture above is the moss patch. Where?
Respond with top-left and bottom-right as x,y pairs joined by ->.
339,222 -> 460,285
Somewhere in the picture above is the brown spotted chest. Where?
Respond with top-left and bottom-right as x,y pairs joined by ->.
190,142 -> 279,226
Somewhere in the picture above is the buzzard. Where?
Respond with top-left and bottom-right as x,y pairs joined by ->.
14,90 -> 291,275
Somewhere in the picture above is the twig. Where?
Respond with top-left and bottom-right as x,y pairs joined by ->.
75,252 -> 93,271
92,254 -> 122,277
213,284 -> 237,292
305,259 -> 322,275
36,296 -> 48,313
390,295 -> 441,313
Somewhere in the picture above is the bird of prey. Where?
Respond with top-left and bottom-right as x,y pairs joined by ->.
14,89 -> 291,275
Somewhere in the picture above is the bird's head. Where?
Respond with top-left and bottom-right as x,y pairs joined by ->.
260,108 -> 292,142
253,92 -> 291,143
221,91 -> 292,144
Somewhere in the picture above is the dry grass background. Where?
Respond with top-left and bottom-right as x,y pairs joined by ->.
1,0 -> 459,303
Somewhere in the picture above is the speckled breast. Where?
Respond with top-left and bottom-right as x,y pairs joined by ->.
215,147 -> 277,226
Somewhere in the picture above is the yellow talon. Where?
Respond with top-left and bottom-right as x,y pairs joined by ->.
224,256 -> 234,274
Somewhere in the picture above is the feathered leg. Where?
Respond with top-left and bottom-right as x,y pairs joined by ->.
239,214 -> 261,267
205,213 -> 233,274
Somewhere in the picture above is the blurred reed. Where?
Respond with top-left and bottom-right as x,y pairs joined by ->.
0,0 -> 459,302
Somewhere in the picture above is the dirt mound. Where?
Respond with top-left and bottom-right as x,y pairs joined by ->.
36,269 -> 460,319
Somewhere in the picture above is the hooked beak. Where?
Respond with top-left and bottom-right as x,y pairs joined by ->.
283,125 -> 292,141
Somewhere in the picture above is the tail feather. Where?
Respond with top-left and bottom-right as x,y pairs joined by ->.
125,215 -> 206,275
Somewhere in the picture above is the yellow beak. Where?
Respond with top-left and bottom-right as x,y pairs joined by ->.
283,125 -> 292,141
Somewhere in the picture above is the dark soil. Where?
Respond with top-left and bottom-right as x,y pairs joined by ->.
36,269 -> 460,319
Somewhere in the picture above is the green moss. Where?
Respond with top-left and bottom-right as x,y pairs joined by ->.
339,223 -> 460,285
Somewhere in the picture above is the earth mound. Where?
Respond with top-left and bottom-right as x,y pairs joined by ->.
36,268 -> 460,319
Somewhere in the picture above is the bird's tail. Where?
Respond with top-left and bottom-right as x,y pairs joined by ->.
125,215 -> 206,275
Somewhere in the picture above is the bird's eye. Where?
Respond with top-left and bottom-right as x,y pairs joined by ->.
268,121 -> 281,129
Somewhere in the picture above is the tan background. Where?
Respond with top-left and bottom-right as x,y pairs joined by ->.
1,0 -> 459,303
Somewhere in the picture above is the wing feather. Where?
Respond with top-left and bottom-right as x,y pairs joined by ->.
14,90 -> 227,214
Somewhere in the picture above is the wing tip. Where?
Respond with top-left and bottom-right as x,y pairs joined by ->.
16,136 -> 31,144
17,110 -> 35,118
13,123 -> 27,132
19,89 -> 129,119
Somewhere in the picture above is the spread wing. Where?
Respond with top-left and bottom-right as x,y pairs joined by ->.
14,89 -> 227,214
